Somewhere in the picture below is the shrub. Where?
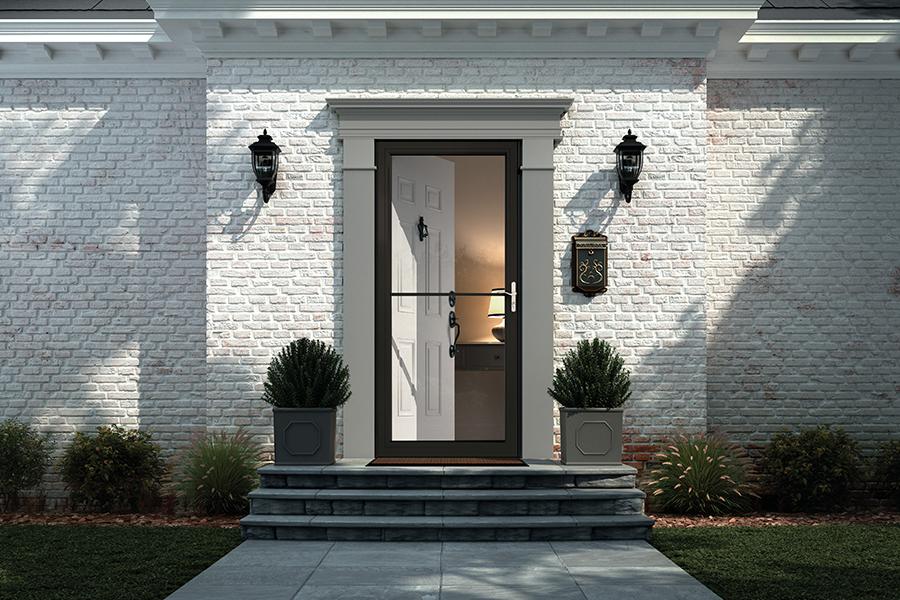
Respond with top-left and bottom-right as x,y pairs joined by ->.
645,434 -> 756,515
175,429 -> 262,515
60,425 -> 166,512
548,339 -> 631,409
873,440 -> 900,509
0,419 -> 53,510
760,426 -> 862,512
262,338 -> 351,409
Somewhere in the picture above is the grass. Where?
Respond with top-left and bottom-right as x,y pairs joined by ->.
2,523 -> 898,600
0,524 -> 241,600
652,524 -> 900,600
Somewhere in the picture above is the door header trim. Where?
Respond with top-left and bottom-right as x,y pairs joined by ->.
328,97 -> 573,143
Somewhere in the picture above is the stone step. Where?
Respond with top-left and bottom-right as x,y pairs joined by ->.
258,460 -> 637,490
240,513 -> 655,542
249,487 -> 645,516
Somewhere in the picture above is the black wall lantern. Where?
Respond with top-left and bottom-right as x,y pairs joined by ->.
248,129 -> 281,203
614,129 -> 646,203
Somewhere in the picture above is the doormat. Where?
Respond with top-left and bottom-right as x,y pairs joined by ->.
367,457 -> 527,466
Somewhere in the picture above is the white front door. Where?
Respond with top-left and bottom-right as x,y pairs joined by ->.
390,156 -> 456,441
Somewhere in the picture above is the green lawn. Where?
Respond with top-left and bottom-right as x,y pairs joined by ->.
652,524 -> 900,600
0,525 -> 241,600
2,523 -> 898,600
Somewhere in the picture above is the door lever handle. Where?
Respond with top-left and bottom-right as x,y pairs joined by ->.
417,216 -> 429,241
497,281 -> 517,313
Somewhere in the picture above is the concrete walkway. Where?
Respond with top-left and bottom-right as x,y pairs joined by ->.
166,540 -> 721,600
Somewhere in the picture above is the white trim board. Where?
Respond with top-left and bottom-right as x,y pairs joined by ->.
149,0 -> 763,21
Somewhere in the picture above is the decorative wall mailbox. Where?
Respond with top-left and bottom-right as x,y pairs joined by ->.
571,230 -> 608,296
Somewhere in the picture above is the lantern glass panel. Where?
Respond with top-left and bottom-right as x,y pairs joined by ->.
618,152 -> 642,180
254,152 -> 277,178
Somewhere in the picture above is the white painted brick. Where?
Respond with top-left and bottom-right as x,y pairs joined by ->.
3,65 -> 894,499
205,57 -> 709,464
707,79 -> 900,456
0,78 -> 206,505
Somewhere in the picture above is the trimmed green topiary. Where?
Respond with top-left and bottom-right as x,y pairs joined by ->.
60,425 -> 166,512
548,339 -> 631,409
761,426 -> 862,512
175,429 -> 262,515
262,338 -> 351,409
0,419 -> 53,511
873,440 -> 900,509
646,434 -> 756,515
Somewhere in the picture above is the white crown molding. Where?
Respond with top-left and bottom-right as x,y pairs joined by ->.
0,19 -> 161,43
742,20 -> 900,44
148,0 -> 755,59
709,46 -> 900,79
710,19 -> 900,79
0,20 -> 204,78
149,1 -> 763,21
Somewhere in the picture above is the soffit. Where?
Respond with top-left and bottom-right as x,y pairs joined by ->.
0,1 -> 898,78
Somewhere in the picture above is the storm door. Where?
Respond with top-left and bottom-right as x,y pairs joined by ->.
375,141 -> 521,458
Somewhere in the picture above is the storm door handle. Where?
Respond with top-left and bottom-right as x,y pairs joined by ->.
448,310 -> 461,358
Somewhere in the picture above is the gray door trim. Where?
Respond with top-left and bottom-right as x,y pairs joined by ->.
330,97 -> 572,460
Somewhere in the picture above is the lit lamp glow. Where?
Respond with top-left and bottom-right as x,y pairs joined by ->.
488,289 -> 506,343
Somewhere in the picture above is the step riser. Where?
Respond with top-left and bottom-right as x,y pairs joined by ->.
242,525 -> 651,542
251,498 -> 644,517
260,474 -> 636,490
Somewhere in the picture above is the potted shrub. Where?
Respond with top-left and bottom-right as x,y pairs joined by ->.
262,338 -> 351,465
548,339 -> 631,464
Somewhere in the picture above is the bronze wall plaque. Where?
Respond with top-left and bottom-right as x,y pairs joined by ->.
572,230 -> 608,296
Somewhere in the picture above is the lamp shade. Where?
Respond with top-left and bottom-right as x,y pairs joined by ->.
487,288 -> 506,318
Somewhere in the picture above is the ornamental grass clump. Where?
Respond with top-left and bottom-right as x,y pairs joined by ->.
0,419 -> 54,511
262,338 -> 351,409
761,426 -> 861,512
646,434 -> 756,515
175,429 -> 263,515
548,339 -> 631,409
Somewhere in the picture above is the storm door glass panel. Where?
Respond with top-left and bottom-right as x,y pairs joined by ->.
390,155 -> 507,442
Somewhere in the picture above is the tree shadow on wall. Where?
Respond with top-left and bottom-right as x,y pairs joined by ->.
666,80 -> 898,460
0,80 -> 208,503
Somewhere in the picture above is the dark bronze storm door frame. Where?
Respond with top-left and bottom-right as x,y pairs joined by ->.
374,140 -> 522,458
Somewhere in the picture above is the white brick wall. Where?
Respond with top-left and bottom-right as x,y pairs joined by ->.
707,79 -> 900,454
206,58 -> 709,464
3,69 -> 894,496
0,79 -> 206,503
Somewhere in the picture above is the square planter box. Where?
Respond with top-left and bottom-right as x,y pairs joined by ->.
559,408 -> 623,465
273,407 -> 336,465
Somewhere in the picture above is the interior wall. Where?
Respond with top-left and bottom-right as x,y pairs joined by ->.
448,155 -> 506,344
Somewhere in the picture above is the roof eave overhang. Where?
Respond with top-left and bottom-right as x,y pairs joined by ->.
709,19 -> 900,79
1,2 -> 899,79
